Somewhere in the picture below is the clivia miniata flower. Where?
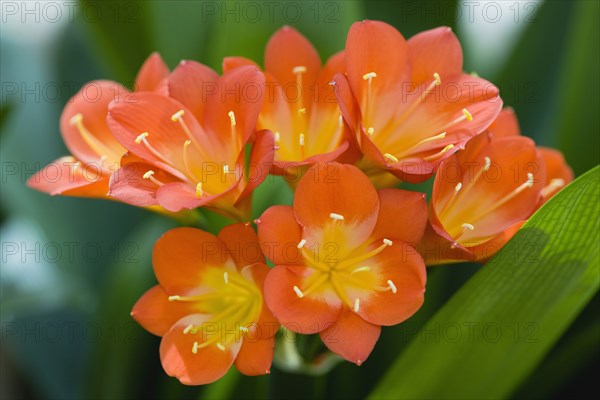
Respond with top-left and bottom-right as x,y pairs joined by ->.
223,27 -> 359,183
131,224 -> 279,385
107,64 -> 274,219
27,53 -> 169,198
419,132 -> 547,264
256,162 -> 427,365
487,108 -> 574,204
332,20 -> 503,184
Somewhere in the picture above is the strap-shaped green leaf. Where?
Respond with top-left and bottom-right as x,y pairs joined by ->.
369,166 -> 600,399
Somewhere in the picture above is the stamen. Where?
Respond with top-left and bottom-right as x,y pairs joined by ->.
423,144 -> 455,162
455,182 -> 462,192
195,182 -> 203,198
171,109 -> 185,122
299,133 -> 305,159
293,285 -> 304,298
135,132 -> 149,144
351,266 -> 371,274
367,127 -> 375,136
69,113 -> 120,161
143,170 -> 165,186
462,108 -> 473,122
182,139 -> 198,180
223,271 -> 229,284
297,239 -> 307,249
223,164 -> 236,175
541,178 -> 566,197
383,238 -> 393,246
387,279 -> 397,294
330,213 -> 344,221
216,343 -> 226,351
168,295 -> 180,301
183,324 -> 194,334
362,72 -> 377,80
274,131 -> 280,143
192,341 -> 199,354
239,326 -> 249,333
298,108 -> 306,114
384,153 -> 399,163
484,156 -> 491,171
292,65 -> 307,75
462,223 -> 475,231
526,172 -> 534,187
353,298 -> 360,312
433,72 -> 442,86
228,111 -> 236,126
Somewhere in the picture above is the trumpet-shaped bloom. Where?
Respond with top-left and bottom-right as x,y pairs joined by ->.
332,21 -> 503,184
27,53 -> 169,198
223,26 -> 359,182
487,108 -> 574,204
420,132 -> 547,264
256,162 -> 427,364
131,224 -> 279,385
107,64 -> 274,219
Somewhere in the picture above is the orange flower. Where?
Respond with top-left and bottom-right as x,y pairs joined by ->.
223,26 -> 359,183
27,53 -> 169,197
256,162 -> 427,365
487,108 -> 574,204
332,21 -> 503,184
107,64 -> 274,220
131,224 -> 279,385
419,131 -> 547,264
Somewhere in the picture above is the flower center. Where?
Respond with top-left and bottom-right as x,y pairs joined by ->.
135,109 -> 241,197
437,156 -> 536,244
292,213 -> 398,312
167,267 -> 262,354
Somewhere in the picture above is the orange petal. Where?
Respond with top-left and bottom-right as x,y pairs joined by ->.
168,60 -> 219,123
27,156 -> 109,198
159,315 -> 241,385
434,136 -> 545,243
417,221 -> 473,266
240,263 -> 280,339
264,265 -> 341,334
319,307 -> 380,365
488,107 -> 520,138
294,163 -> 379,246
153,228 -> 233,292
256,205 -> 303,265
265,26 -> 321,108
202,67 -> 265,159
131,285 -> 198,336
61,81 -> 128,165
218,223 -> 265,267
235,337 -> 275,376
371,189 -> 428,246
135,52 -> 170,92
331,73 -> 361,141
238,129 -> 275,200
538,147 -> 573,202
108,162 -> 179,206
470,220 -> 526,263
355,243 -> 426,326
107,92 -> 209,178
345,20 -> 408,101
222,56 -> 259,72
408,26 -> 463,83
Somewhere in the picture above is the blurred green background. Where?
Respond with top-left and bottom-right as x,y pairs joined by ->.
1,1 -> 598,399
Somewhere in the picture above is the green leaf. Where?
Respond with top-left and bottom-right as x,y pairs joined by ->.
554,0 -> 600,175
78,0 -> 156,83
84,217 -> 177,399
369,166 -> 600,399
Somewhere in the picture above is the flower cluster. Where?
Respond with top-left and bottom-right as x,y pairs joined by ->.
28,21 -> 572,385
